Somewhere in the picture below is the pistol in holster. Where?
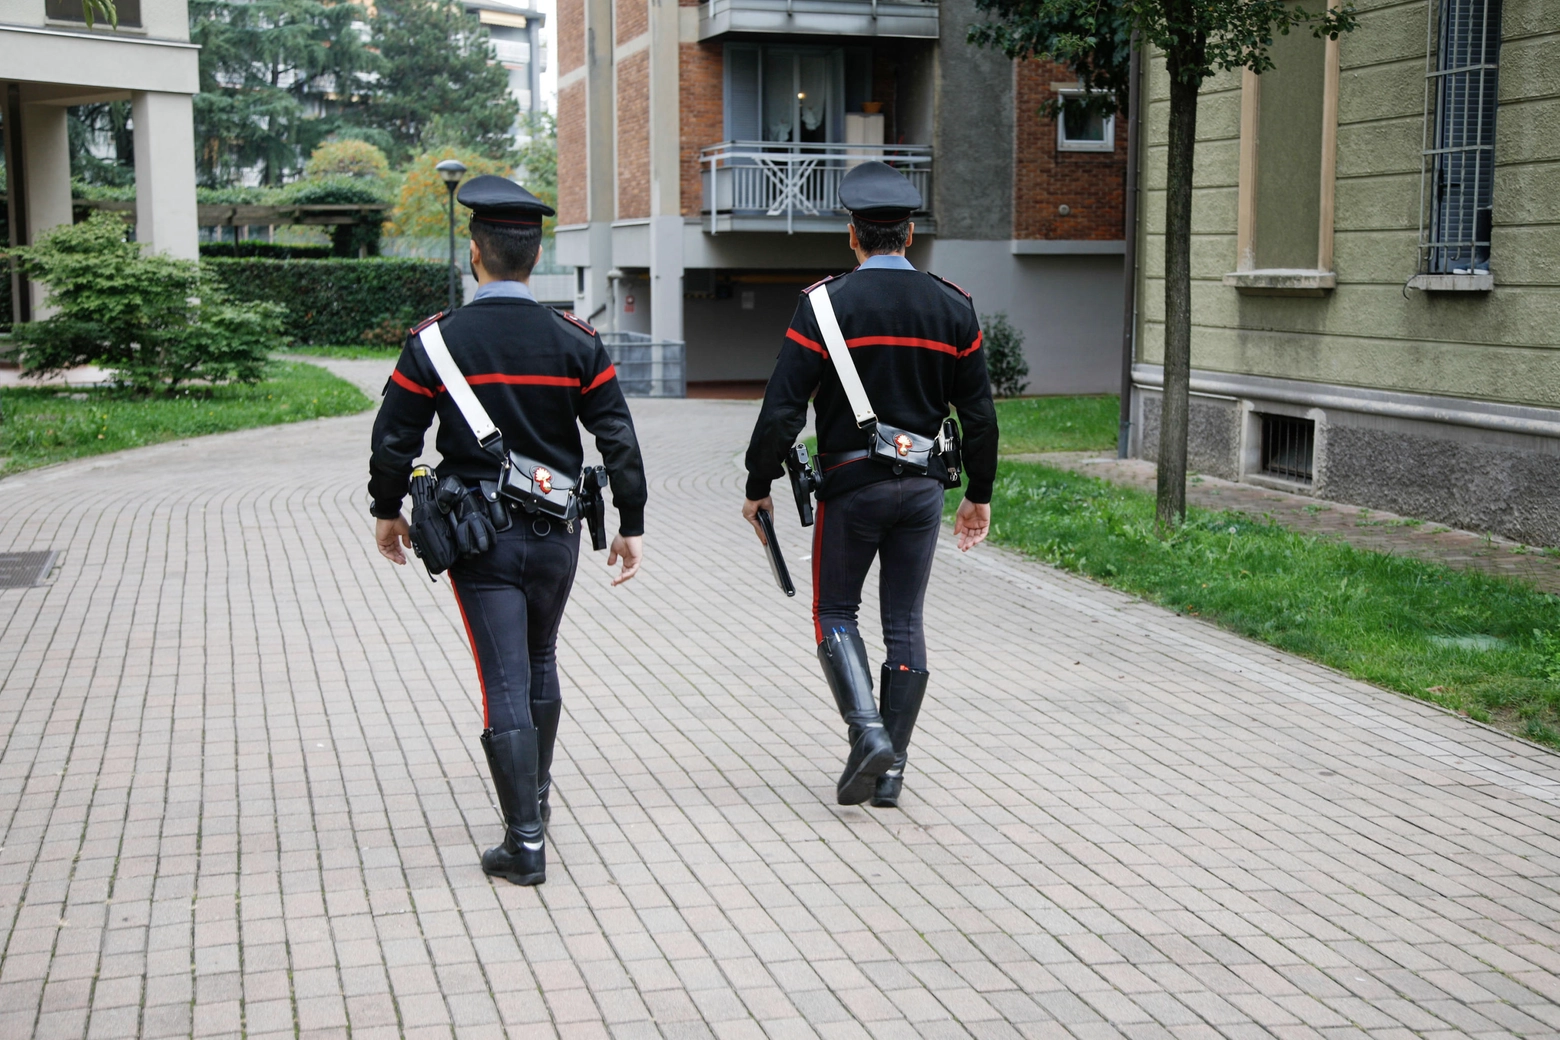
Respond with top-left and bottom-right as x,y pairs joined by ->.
785,443 -> 819,527
577,466 -> 609,551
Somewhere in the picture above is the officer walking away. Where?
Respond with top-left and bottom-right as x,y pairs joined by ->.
369,176 -> 648,886
742,161 -> 997,808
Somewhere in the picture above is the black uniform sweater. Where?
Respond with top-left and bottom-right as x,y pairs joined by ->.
368,297 -> 648,536
744,268 -> 999,504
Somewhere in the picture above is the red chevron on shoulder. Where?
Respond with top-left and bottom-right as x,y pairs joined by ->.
928,273 -> 971,298
558,310 -> 597,335
803,273 -> 837,293
410,310 -> 447,335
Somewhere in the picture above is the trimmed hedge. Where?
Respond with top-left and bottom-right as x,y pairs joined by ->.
205,257 -> 447,346
199,241 -> 335,260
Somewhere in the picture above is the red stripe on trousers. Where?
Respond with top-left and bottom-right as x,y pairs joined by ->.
811,500 -> 826,644
447,577 -> 489,728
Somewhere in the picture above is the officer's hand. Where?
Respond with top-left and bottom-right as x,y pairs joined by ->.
954,499 -> 990,552
376,516 -> 412,565
742,497 -> 774,545
608,534 -> 643,586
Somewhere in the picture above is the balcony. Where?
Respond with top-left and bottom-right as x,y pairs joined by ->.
700,141 -> 931,234
698,0 -> 937,40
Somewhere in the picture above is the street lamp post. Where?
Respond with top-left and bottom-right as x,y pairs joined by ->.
435,160 -> 468,311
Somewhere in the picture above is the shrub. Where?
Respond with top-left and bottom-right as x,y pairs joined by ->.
982,312 -> 1030,398
8,212 -> 285,392
279,175 -> 393,257
199,241 -> 335,260
389,147 -> 512,241
305,138 -> 392,181
205,256 -> 446,345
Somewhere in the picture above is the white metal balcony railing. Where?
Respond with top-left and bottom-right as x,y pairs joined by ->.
699,0 -> 939,40
699,141 -> 931,234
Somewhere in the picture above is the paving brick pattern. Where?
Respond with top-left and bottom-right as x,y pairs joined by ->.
1016,453 -> 1560,595
1,364 -> 1558,1039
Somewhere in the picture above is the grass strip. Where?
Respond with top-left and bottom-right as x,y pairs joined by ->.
0,360 -> 372,475
993,395 -> 1118,454
960,460 -> 1560,747
280,344 -> 402,361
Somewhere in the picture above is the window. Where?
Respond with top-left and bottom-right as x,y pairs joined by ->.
46,0 -> 141,26
1419,0 -> 1502,275
725,45 -> 870,144
1056,91 -> 1114,152
1258,414 -> 1315,484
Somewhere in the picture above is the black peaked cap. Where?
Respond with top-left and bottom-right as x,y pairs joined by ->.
838,161 -> 922,222
456,174 -> 556,227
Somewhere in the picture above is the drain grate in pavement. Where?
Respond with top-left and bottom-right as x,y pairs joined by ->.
0,551 -> 58,589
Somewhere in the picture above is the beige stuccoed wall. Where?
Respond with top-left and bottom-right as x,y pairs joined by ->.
1135,0 -> 1560,409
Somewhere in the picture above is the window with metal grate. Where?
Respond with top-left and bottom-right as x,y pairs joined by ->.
1259,414 -> 1315,484
1418,0 -> 1502,275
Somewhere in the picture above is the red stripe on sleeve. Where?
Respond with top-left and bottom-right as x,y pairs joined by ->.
582,365 -> 617,394
786,327 -> 826,355
960,330 -> 984,357
390,368 -> 437,397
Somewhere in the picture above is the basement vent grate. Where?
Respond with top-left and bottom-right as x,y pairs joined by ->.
1259,415 -> 1315,484
0,552 -> 58,590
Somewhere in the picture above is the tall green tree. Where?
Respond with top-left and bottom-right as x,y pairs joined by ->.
189,0 -> 378,186
366,0 -> 519,163
969,0 -> 1355,529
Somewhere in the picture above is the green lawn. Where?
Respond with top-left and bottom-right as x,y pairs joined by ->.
0,361 -> 373,475
280,344 -> 403,360
993,394 -> 1119,454
961,461 -> 1560,747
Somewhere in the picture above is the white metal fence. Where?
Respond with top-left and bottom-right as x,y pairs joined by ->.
699,141 -> 932,233
600,332 -> 686,398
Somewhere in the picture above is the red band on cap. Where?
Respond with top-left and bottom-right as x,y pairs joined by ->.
473,215 -> 544,227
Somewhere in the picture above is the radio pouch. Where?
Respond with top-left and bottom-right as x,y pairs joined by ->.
407,466 -> 460,577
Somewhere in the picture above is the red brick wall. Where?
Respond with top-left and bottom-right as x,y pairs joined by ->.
680,43 -> 723,218
615,0 -> 646,45
558,81 -> 587,225
1013,58 -> 1127,241
617,51 -> 650,220
557,0 -> 584,75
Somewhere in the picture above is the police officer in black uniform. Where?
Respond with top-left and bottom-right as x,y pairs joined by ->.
370,176 -> 647,886
742,161 -> 998,808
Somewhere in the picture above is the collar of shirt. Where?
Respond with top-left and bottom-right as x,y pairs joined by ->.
472,280 -> 537,303
856,254 -> 916,272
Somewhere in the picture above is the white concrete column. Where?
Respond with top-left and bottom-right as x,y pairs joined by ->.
647,0 -> 683,345
21,102 -> 73,241
131,91 -> 199,259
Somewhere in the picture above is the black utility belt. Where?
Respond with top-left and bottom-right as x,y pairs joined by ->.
820,419 -> 963,488
497,452 -> 609,549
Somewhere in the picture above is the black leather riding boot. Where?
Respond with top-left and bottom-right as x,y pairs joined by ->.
479,728 -> 546,885
872,665 -> 929,808
532,700 -> 562,826
818,629 -> 895,805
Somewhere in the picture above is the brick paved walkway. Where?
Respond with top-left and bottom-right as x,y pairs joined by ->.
1013,454 -> 1560,595
2,361 -> 1559,1040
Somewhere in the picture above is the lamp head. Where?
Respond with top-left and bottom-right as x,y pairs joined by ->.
435,159 -> 468,187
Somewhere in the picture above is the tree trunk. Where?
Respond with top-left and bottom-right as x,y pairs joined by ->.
1156,62 -> 1200,531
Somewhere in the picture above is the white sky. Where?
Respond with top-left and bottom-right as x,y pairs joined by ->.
535,0 -> 557,113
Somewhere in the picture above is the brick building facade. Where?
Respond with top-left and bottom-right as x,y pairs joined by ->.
554,0 -> 1129,390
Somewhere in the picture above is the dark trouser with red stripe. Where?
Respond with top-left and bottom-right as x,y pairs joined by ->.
449,518 -> 581,734
813,476 -> 944,667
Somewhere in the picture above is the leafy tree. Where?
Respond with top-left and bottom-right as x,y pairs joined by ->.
969,0 -> 1355,528
68,102 -> 135,186
189,0 -> 378,186
366,0 -> 519,163
7,213 -> 286,392
305,138 -> 391,181
386,148 -> 512,242
515,112 -> 557,198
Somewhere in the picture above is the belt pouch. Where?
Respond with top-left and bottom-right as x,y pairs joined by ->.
869,423 -> 934,476
478,480 -> 512,532
498,451 -> 581,522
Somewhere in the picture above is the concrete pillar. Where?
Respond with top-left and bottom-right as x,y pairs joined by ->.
131,91 -> 199,259
647,0 -> 683,344
584,0 -> 615,329
21,103 -> 73,242
20,101 -> 72,318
